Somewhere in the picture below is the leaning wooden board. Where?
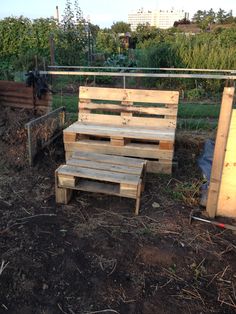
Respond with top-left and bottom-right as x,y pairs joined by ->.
206,87 -> 235,218
217,109 -> 236,217
55,151 -> 147,215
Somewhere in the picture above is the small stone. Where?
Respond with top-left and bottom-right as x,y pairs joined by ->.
152,202 -> 160,208
42,283 -> 48,290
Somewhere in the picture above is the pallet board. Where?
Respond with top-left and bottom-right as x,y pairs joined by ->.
63,86 -> 179,174
55,151 -> 147,214
0,80 -> 52,114
217,109 -> 236,217
206,87 -> 235,218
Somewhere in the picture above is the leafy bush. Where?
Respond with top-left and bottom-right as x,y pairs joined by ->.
187,88 -> 206,101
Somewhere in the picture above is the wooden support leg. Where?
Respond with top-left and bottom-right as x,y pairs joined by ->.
135,181 -> 142,215
141,162 -> 147,192
55,186 -> 73,204
55,168 -> 73,204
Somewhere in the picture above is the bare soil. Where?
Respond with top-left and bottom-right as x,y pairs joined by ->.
0,107 -> 236,314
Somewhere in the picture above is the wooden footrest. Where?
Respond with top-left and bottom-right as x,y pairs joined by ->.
55,151 -> 147,215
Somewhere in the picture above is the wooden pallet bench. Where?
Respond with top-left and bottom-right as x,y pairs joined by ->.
55,151 -> 147,215
64,87 -> 179,174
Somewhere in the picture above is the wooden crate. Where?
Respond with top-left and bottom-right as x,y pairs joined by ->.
63,87 -> 179,174
55,151 -> 147,215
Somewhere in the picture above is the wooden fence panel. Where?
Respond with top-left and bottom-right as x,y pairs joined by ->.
0,80 -> 51,114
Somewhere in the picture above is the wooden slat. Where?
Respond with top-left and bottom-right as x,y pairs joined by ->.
217,110 -> 236,217
75,180 -> 121,196
79,113 -> 176,128
79,102 -> 178,116
67,158 -> 143,175
71,151 -> 146,167
206,87 -> 235,218
0,102 -> 33,109
64,123 -> 175,141
58,164 -> 140,185
0,80 -> 27,87
79,87 -> 179,104
0,91 -> 33,98
65,141 -> 173,160
0,96 -> 33,104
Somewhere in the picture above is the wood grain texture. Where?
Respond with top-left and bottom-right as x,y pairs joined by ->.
206,87 -> 235,218
64,122 -> 175,141
217,110 -> 236,217
64,140 -> 173,159
79,86 -> 179,104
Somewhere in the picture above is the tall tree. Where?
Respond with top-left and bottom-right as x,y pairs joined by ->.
111,21 -> 131,34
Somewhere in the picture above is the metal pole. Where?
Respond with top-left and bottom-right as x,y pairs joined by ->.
123,76 -> 126,89
39,71 -> 236,80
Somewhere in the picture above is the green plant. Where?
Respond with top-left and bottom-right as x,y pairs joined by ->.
187,88 -> 206,101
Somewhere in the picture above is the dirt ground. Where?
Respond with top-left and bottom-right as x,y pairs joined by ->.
0,107 -> 236,314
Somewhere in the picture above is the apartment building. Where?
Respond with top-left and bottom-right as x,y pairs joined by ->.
128,8 -> 153,31
128,9 -> 189,31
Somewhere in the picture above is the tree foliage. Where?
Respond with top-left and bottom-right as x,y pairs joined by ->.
110,21 -> 131,34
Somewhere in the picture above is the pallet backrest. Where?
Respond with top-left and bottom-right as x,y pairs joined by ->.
78,87 -> 179,129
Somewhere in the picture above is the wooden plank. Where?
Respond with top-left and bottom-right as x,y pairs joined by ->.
159,141 -> 174,150
64,123 -> 175,141
79,102 -> 178,116
0,102 -> 33,109
71,150 -> 146,167
75,180 -> 120,196
0,96 -> 33,104
110,137 -> 125,146
0,91 -> 33,98
79,113 -> 176,128
67,158 -> 143,175
58,164 -> 140,185
65,141 -> 173,160
0,80 -> 27,87
217,110 -> 236,217
206,87 -> 235,218
79,87 -> 179,104
63,179 -> 137,200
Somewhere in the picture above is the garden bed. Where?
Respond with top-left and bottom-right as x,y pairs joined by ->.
0,108 -> 235,313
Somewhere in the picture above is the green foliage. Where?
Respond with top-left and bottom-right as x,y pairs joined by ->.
96,31 -> 119,54
111,21 -> 131,34
56,0 -> 88,65
186,88 -> 205,101
192,8 -> 236,30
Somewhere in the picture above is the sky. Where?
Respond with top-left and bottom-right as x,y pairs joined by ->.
0,0 -> 235,27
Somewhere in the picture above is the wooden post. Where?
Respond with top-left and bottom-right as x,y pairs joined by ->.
217,110 -> 236,217
49,34 -> 55,66
206,87 -> 235,218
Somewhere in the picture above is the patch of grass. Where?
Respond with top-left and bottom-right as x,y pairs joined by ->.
53,94 -> 78,113
177,119 -> 217,131
178,103 -> 220,119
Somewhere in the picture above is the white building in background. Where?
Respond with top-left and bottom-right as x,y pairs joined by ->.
128,8 -> 152,31
128,9 -> 189,31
